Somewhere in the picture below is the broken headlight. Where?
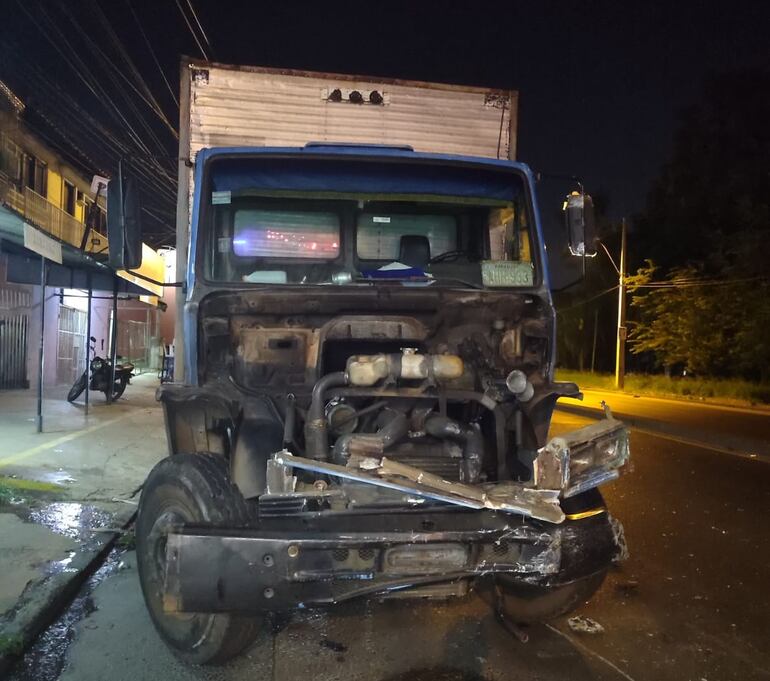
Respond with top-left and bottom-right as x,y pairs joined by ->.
534,418 -> 630,498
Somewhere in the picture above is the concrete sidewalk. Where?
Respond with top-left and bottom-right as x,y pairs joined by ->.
0,373 -> 166,670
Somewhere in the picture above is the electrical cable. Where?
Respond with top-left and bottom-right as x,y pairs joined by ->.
125,0 -> 179,108
185,0 -> 213,57
556,285 -> 619,315
175,0 -> 211,61
20,0 -> 158,159
632,276 -> 767,289
86,0 -> 179,137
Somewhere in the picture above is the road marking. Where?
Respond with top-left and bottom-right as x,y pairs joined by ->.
545,623 -> 638,681
555,405 -> 768,462
575,390 -> 770,417
0,412 -> 135,468
624,424 -> 767,462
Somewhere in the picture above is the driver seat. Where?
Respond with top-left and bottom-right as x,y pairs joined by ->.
399,235 -> 431,269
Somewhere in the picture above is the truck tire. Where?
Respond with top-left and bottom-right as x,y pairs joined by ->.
492,570 -> 607,623
136,453 -> 262,665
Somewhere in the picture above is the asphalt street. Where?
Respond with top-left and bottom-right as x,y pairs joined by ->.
7,401 -> 770,681
560,389 -> 770,459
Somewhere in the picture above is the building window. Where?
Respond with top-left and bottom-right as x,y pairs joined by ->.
77,190 -> 85,222
64,181 -> 76,216
25,155 -> 47,196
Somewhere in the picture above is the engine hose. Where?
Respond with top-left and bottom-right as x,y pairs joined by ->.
332,408 -> 409,465
283,394 -> 296,448
304,372 -> 347,460
424,414 -> 484,483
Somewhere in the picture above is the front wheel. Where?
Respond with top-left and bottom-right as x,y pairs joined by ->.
67,373 -> 87,403
105,375 -> 128,401
136,453 -> 262,665
490,570 -> 607,623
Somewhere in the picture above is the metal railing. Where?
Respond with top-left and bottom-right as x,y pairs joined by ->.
0,170 -> 109,255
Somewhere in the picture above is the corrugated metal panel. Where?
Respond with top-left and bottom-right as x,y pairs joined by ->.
186,63 -> 516,162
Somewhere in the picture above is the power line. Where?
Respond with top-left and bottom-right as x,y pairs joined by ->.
6,44 -> 179,200
632,276 -> 768,289
59,11 -> 176,149
125,0 -> 179,108
556,285 -> 619,315
185,0 -> 213,56
86,0 -> 179,137
17,0 -> 157,159
175,0 -> 211,61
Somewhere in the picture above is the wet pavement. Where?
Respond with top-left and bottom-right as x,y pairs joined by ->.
0,373 -> 163,663
3,390 -> 770,680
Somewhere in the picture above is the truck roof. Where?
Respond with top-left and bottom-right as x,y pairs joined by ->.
195,143 -> 533,176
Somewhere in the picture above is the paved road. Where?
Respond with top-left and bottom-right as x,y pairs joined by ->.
8,408 -> 770,681
560,389 -> 770,459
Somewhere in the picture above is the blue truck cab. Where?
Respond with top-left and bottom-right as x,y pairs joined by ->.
119,141 -> 629,664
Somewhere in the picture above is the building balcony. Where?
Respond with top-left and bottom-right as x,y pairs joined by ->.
0,176 -> 106,254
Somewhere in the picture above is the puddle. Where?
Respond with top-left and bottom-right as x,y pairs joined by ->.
45,551 -> 78,577
28,503 -> 113,542
38,471 -> 77,487
0,476 -> 68,512
5,548 -> 125,681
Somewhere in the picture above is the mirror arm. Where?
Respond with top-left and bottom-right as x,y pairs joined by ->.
122,269 -> 185,289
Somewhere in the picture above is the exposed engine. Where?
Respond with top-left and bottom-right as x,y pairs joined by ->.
171,289 -> 628,525
301,350 -> 533,486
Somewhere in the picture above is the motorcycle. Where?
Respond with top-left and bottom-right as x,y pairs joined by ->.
67,336 -> 134,403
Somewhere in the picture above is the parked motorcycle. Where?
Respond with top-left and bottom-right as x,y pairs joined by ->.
67,336 -> 134,402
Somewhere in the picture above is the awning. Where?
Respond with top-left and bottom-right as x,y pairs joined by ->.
0,202 -> 164,297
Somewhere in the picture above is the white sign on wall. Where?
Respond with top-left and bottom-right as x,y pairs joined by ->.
23,223 -> 63,264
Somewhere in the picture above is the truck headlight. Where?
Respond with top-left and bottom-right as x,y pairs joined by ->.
534,418 -> 630,498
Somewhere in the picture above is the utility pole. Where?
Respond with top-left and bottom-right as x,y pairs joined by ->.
615,218 -> 628,389
591,307 -> 599,373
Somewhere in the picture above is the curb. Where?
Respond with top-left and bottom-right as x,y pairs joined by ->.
0,508 -> 136,676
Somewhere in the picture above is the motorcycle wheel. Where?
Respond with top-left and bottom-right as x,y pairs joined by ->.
105,375 -> 128,401
67,373 -> 87,403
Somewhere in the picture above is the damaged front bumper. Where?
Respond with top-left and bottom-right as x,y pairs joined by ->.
263,411 -> 629,526
162,411 -> 630,614
163,510 -> 624,613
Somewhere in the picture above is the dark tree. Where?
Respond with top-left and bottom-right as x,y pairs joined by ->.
634,69 -> 770,274
629,70 -> 770,380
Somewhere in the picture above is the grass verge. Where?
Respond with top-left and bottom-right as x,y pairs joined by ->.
556,370 -> 770,406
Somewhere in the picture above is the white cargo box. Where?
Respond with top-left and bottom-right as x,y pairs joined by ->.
180,61 -> 518,163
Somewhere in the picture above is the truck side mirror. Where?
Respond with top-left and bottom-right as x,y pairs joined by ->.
107,165 -> 143,270
564,192 -> 597,257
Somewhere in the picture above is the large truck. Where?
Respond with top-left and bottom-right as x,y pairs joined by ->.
108,61 -> 629,665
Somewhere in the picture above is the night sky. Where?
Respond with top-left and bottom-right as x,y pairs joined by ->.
1,0 -> 768,236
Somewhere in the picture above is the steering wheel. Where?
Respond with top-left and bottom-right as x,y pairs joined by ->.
429,249 -> 478,264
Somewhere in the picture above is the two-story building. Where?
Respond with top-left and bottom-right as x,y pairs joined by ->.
0,79 -> 171,395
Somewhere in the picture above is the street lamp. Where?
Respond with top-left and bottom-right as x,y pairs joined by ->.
596,220 -> 628,390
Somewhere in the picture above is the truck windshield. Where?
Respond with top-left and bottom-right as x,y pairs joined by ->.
203,165 -> 536,289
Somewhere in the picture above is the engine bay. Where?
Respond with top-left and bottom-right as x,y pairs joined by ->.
161,288 -> 628,525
